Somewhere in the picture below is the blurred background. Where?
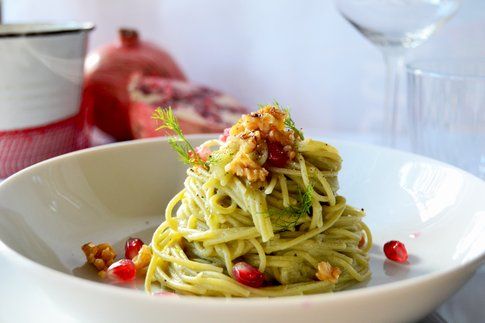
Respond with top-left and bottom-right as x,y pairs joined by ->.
4,0 -> 485,136
1,2 -> 484,322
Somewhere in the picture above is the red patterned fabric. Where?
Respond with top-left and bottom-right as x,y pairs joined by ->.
0,114 -> 90,178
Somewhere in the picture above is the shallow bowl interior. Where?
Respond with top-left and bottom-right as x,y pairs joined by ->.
0,136 -> 483,323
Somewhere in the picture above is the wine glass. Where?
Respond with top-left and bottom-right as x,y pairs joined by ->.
335,0 -> 462,146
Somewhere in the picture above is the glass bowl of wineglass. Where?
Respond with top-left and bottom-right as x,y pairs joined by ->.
335,0 -> 462,146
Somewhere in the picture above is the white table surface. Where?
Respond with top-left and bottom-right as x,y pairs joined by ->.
0,130 -> 483,323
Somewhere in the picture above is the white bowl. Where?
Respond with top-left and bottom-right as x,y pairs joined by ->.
0,136 -> 484,323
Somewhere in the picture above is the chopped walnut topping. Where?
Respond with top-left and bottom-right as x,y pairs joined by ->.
224,105 -> 297,182
315,261 -> 341,283
82,242 -> 116,277
133,244 -> 152,273
229,146 -> 269,182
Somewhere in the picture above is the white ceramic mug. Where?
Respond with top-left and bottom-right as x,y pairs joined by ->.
0,22 -> 94,178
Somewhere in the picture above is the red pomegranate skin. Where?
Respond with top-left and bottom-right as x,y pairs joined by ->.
83,29 -> 186,141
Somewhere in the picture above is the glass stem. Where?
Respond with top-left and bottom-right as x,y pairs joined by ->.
382,51 -> 404,147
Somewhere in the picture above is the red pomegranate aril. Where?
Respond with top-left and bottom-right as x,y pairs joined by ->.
232,262 -> 265,288
153,291 -> 178,297
125,237 -> 144,260
219,128 -> 231,142
107,259 -> 136,282
383,240 -> 408,263
266,141 -> 288,168
195,145 -> 212,162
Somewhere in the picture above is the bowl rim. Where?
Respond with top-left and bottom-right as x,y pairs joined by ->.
0,135 -> 484,306
0,22 -> 95,38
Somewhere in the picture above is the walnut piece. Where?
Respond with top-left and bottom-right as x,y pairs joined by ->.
82,242 -> 116,277
315,261 -> 341,283
225,105 -> 297,182
133,244 -> 152,273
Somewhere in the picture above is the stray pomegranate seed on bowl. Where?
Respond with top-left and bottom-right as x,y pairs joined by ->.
232,262 -> 265,288
125,237 -> 144,260
383,240 -> 408,263
153,291 -> 178,297
107,259 -> 136,282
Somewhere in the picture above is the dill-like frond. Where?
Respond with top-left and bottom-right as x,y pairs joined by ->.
283,108 -> 304,140
298,184 -> 313,215
257,101 -> 304,139
270,185 -> 314,230
152,107 -> 205,167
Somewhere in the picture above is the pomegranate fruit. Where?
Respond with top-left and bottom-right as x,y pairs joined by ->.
128,75 -> 248,139
83,28 -> 186,141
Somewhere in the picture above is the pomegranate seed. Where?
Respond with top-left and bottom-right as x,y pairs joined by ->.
125,237 -> 144,259
383,240 -> 408,263
107,259 -> 136,282
232,262 -> 265,288
265,141 -> 288,168
219,128 -> 231,142
195,145 -> 212,162
153,291 -> 178,297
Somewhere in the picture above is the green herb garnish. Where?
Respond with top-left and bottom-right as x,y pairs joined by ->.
272,99 -> 282,108
284,108 -> 304,140
152,107 -> 205,168
297,184 -> 313,214
260,101 -> 304,139
270,184 -> 313,230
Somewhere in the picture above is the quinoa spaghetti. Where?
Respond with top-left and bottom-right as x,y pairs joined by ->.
145,104 -> 372,297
